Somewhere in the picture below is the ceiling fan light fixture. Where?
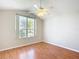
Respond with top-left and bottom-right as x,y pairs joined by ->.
36,8 -> 48,16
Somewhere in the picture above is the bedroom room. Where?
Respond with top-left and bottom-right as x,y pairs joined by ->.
0,0 -> 79,59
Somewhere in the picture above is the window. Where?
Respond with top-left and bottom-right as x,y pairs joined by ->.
16,15 -> 35,38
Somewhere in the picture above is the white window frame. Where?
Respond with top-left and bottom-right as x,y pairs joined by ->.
16,14 -> 36,39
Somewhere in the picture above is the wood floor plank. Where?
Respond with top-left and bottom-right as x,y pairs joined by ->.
0,42 -> 79,59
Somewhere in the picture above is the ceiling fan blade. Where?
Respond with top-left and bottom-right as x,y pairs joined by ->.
33,4 -> 39,9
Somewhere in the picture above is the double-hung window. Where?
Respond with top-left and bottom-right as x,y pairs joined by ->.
16,15 -> 35,38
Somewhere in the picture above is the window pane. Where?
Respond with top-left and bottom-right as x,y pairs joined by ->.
28,18 -> 35,37
28,29 -> 34,37
19,16 -> 27,38
19,29 -> 26,38
19,16 -> 26,30
28,18 -> 34,30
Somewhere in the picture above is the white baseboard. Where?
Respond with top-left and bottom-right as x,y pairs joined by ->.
1,41 -> 79,53
0,41 -> 42,52
44,41 -> 79,53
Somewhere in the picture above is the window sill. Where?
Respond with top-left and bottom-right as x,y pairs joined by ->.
19,36 -> 35,39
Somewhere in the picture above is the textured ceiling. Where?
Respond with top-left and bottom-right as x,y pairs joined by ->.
0,0 -> 79,18
0,0 -> 52,10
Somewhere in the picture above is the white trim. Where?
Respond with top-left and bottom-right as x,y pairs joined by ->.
0,41 -> 42,52
1,41 -> 79,53
44,41 -> 79,53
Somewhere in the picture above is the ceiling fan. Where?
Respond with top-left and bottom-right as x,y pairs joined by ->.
17,0 -> 54,18
33,0 -> 48,16
25,0 -> 53,17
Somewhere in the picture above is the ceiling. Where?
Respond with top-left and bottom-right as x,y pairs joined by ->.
0,0 -> 79,18
0,0 -> 52,10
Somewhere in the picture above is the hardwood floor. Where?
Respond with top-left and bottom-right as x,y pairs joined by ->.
0,42 -> 79,59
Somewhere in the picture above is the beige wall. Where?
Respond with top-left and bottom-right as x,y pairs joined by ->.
0,10 -> 43,51
44,0 -> 79,51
